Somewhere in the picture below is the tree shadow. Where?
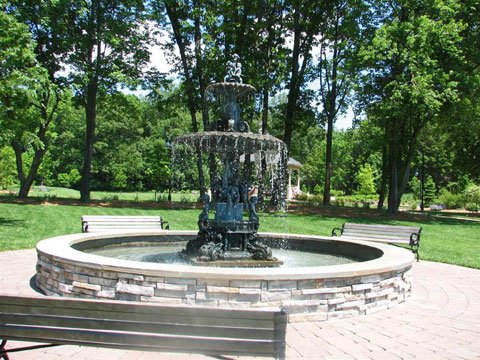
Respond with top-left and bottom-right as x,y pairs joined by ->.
0,218 -> 26,227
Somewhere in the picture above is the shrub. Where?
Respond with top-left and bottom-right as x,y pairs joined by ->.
423,176 -> 436,206
465,203 -> 479,212
295,193 -> 309,201
313,184 -> 323,195
331,189 -> 344,197
437,189 -> 464,209
464,185 -> 480,212
57,169 -> 81,188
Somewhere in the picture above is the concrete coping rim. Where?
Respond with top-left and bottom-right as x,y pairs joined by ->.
36,231 -> 415,281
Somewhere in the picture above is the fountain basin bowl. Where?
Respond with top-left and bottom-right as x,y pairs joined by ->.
173,131 -> 285,155
36,231 -> 414,322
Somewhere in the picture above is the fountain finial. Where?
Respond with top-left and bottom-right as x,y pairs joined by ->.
224,53 -> 242,83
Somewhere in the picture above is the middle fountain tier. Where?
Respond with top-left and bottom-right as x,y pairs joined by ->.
173,55 -> 287,267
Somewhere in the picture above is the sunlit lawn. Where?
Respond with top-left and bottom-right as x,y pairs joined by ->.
1,200 -> 479,269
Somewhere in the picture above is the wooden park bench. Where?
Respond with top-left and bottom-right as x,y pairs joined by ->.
81,215 -> 169,233
331,223 -> 422,261
0,295 -> 287,360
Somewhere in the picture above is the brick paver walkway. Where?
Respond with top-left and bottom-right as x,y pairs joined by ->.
1,249 -> 479,359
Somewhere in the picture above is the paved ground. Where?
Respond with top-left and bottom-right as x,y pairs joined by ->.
1,249 -> 479,359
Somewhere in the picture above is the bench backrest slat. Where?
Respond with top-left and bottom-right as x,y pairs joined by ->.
0,295 -> 274,320
1,314 -> 273,340
0,304 -> 275,330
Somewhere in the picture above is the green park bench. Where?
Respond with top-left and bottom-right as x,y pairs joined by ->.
81,215 -> 169,233
331,222 -> 422,261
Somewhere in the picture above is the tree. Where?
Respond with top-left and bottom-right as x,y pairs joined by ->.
34,0 -> 152,201
93,93 -> 147,191
283,0 -> 319,151
153,0 -> 211,196
0,9 -> 61,198
356,163 -> 376,203
318,0 -> 369,205
358,0 -> 464,213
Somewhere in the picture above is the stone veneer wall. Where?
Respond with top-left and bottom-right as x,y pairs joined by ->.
37,253 -> 412,322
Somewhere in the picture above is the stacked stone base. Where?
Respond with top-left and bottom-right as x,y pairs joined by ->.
37,253 -> 412,322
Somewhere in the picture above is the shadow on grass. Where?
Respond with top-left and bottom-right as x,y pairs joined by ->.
286,204 -> 480,227
0,217 -> 26,227
0,196 -> 201,211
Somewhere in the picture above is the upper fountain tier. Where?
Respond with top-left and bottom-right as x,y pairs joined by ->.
173,54 -> 285,157
205,82 -> 256,99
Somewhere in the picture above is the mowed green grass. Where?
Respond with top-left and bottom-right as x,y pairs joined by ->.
0,202 -> 479,269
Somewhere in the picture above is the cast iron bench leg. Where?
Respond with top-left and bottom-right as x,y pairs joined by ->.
0,340 -> 58,359
0,340 -> 8,360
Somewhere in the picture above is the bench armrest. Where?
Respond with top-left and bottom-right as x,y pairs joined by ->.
81,220 -> 88,233
331,227 -> 343,236
162,221 -> 170,230
409,228 -> 422,261
409,233 -> 420,247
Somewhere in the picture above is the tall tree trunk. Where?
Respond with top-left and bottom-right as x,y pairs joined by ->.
80,2 -> 100,203
12,140 -> 27,199
321,16 -> 340,206
193,0 -> 216,192
284,1 -> 315,152
80,79 -> 98,202
323,123 -> 333,205
165,2 -> 206,196
283,1 -> 301,151
387,118 -> 399,213
12,132 -> 46,199
258,88 -> 269,205
377,142 -> 388,211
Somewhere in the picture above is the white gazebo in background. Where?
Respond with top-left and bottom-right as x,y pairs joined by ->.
239,155 -> 303,200
287,157 -> 302,200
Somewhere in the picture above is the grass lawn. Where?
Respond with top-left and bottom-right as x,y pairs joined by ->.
0,200 -> 479,269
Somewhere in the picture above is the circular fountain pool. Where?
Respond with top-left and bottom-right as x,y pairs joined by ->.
36,231 -> 414,322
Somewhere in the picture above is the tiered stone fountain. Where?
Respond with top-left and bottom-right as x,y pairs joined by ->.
175,55 -> 286,266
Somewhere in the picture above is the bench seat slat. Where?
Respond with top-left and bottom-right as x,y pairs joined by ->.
340,236 -> 410,244
341,231 -> 412,237
341,232 -> 412,240
0,325 -> 279,356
